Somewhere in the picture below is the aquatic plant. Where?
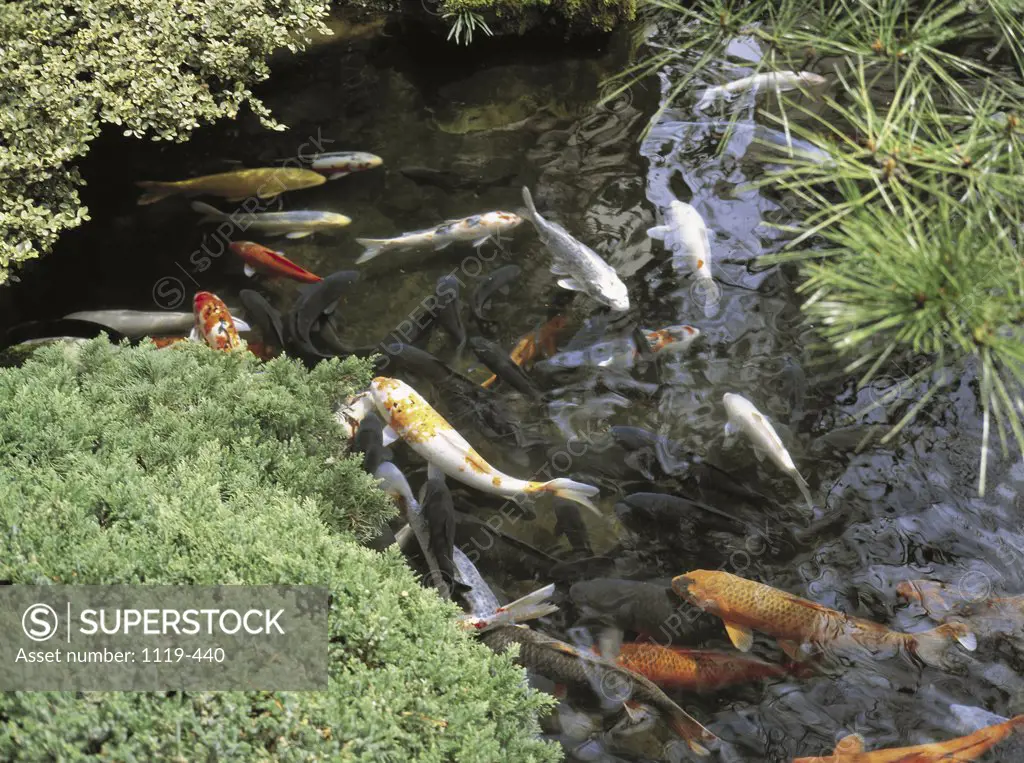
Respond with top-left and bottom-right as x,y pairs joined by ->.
444,9 -> 495,44
0,0 -> 334,285
616,0 -> 1024,493
0,339 -> 559,761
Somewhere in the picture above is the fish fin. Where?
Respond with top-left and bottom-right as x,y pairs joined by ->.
243,263 -> 256,277
434,240 -> 452,251
723,421 -> 736,439
286,231 -> 313,239
535,478 -> 601,517
557,278 -> 583,292
752,445 -> 766,462
777,639 -> 807,661
665,711 -> 715,757
187,327 -> 200,342
724,621 -> 754,652
381,425 -> 399,447
326,171 -> 350,180
646,225 -> 669,240
910,622 -> 976,668
833,734 -> 865,755
355,239 -> 387,264
622,700 -> 644,721
698,279 -> 721,317
793,472 -> 815,512
472,236 -> 491,248
233,318 -> 252,333
550,262 -> 569,275
135,180 -> 177,205
521,186 -> 539,224
190,200 -> 227,221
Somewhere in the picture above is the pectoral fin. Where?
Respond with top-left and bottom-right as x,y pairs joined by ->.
557,278 -> 583,292
187,327 -> 201,343
326,171 -> 350,180
286,231 -> 314,239
777,639 -> 807,661
243,263 -> 256,277
622,700 -> 645,721
233,318 -> 252,332
752,445 -> 766,462
381,425 -> 399,447
647,225 -> 669,240
434,240 -> 452,251
724,621 -> 753,652
472,236 -> 491,247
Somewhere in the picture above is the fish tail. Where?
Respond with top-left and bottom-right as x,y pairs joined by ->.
536,478 -> 600,517
520,186 -> 539,224
190,201 -> 228,222
793,471 -> 814,512
910,622 -> 977,668
696,277 -> 721,318
666,711 -> 713,757
135,180 -> 178,205
355,239 -> 389,264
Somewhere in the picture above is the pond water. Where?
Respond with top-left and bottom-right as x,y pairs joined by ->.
5,9 -> 1024,762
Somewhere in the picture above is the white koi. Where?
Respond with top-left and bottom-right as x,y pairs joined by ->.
722,392 -> 813,511
648,200 -> 720,317
697,70 -> 827,108
369,376 -> 601,514
191,201 -> 351,239
309,151 -> 382,180
355,211 -> 522,264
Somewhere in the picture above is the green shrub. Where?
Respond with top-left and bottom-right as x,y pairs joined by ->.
439,0 -> 636,34
0,0 -> 334,283
0,339 -> 559,761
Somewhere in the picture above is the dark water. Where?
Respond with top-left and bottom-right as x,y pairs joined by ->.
5,9 -> 1024,762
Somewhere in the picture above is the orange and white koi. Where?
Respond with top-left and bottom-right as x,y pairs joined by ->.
229,241 -> 322,283
898,578 -> 1024,637
614,643 -> 798,692
355,212 -> 522,264
645,324 -> 700,353
793,715 -> 1024,762
672,569 -> 976,668
192,291 -> 244,351
369,376 -> 600,514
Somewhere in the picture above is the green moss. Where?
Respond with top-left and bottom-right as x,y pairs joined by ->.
0,339 -> 560,761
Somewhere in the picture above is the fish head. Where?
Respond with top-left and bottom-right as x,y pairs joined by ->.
326,212 -> 353,226
798,72 -> 827,87
193,291 -> 241,351
645,325 -> 700,353
483,211 -> 524,232
229,241 -> 260,259
601,278 -> 631,312
721,392 -> 752,421
671,570 -> 728,612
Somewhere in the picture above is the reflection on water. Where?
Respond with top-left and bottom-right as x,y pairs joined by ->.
5,10 -> 1024,763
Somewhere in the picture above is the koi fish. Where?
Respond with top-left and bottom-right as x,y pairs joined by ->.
481,315 -> 566,389
793,714 -> 1024,762
355,212 -> 522,264
62,310 -> 198,338
569,578 -> 712,645
614,643 -> 796,692
191,201 -> 351,239
897,578 -> 1024,637
136,168 -> 325,205
368,376 -> 600,514
697,70 -> 827,108
191,291 -> 244,351
647,201 -> 720,317
645,324 -> 700,353
229,241 -> 322,283
521,186 -> 630,312
672,569 -> 977,668
420,465 -> 457,596
469,336 -> 541,398
723,392 -> 813,511
457,583 -> 559,632
309,151 -> 382,180
471,264 -> 521,321
478,625 -> 716,756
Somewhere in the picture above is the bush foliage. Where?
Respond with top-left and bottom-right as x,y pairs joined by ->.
0,340 -> 559,761
0,0 -> 334,283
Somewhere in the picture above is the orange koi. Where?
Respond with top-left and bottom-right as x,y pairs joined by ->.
481,315 -> 566,388
793,715 -> 1024,762
229,241 -> 322,283
614,643 -> 797,692
672,570 -> 976,668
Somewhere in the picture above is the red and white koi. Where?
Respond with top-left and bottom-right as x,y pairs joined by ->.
191,291 -> 244,351
229,241 -> 322,283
